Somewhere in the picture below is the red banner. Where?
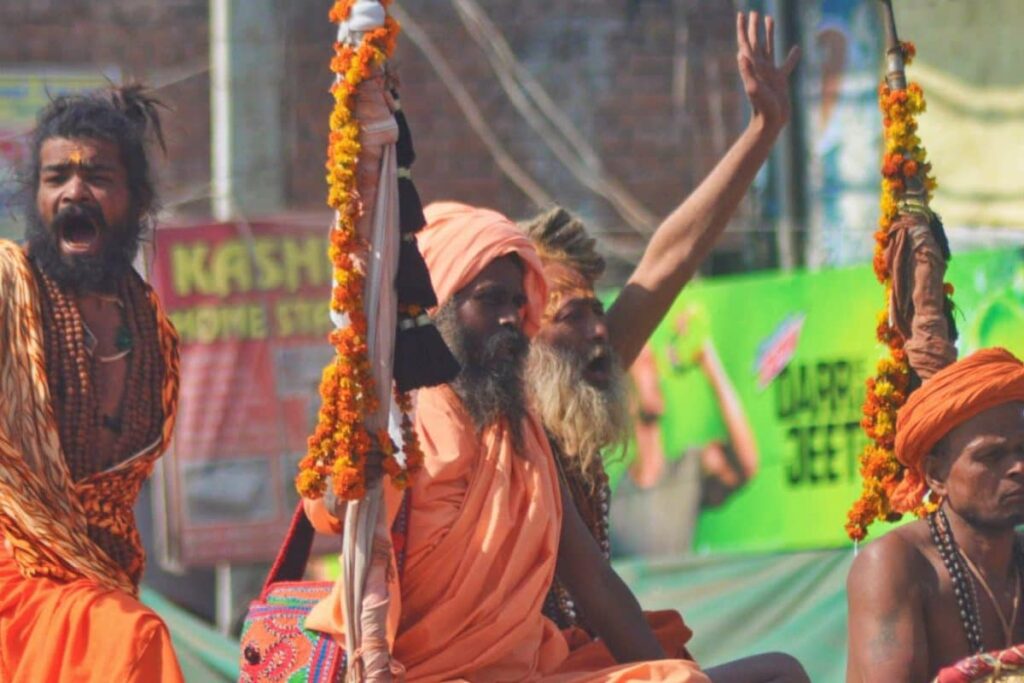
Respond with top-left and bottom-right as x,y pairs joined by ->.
150,219 -> 337,566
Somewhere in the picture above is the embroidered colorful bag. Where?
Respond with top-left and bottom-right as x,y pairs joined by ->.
934,645 -> 1024,682
237,501 -> 408,683
937,643 -> 1024,679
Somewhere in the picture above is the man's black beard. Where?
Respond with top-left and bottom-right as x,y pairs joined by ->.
25,204 -> 141,293
434,301 -> 529,447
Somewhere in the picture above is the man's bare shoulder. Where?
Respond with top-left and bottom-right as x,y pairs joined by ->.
849,521 -> 936,597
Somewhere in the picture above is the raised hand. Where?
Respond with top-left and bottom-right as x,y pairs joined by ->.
736,11 -> 801,131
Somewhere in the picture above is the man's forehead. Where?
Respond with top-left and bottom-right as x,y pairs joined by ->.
545,290 -> 601,325
466,255 -> 524,288
39,136 -> 120,167
558,293 -> 601,308
946,401 -> 1024,452
543,260 -> 593,289
541,260 -> 598,316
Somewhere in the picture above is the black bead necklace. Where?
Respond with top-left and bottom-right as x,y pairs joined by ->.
928,509 -> 985,654
929,508 -> 1024,654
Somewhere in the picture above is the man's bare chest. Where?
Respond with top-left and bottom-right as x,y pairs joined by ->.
924,567 -> 1024,673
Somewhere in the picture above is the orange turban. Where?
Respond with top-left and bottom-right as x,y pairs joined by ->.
890,347 -> 1024,512
418,201 -> 548,336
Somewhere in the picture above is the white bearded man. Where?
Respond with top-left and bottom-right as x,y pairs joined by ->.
522,11 -> 800,678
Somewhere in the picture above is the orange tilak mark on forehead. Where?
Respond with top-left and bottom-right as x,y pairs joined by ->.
67,147 -> 85,165
544,286 -> 598,322
541,260 -> 598,322
543,273 -> 598,324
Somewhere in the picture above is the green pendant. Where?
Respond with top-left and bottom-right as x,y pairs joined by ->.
115,325 -> 134,352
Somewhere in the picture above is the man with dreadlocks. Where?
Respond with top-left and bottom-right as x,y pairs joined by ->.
0,85 -> 183,682
521,11 -> 793,666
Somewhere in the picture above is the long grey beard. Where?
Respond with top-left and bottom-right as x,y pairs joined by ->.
526,340 -> 630,483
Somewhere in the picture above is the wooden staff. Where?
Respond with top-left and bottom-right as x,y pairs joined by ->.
881,0 -> 907,91
878,0 -> 957,383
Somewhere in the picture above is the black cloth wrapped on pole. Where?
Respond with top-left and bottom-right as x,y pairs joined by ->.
394,321 -> 461,393
397,235 -> 436,308
398,176 -> 427,237
392,90 -> 459,391
394,102 -> 416,167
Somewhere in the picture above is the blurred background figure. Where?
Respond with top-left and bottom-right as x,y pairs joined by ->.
612,317 -> 759,559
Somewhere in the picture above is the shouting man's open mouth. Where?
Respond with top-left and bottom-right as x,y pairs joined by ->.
54,205 -> 104,257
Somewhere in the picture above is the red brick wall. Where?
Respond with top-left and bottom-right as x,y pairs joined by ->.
0,0 -> 211,216
284,1 -> 762,278
2,0 -> 769,280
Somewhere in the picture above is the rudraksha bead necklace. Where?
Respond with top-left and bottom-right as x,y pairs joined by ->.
929,507 -> 1024,654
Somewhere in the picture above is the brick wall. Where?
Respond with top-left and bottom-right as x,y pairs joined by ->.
0,0 -> 211,216
1,0 -> 772,281
282,0 -> 771,280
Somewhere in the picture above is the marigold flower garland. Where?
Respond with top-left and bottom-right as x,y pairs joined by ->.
296,1 -> 422,502
846,41 -> 950,541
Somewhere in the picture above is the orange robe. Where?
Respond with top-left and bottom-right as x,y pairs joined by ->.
0,240 -> 184,682
307,386 -> 709,682
0,554 -> 182,682
547,440 -> 695,661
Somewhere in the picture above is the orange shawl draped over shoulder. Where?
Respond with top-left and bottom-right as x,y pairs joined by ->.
0,239 -> 180,595
311,385 -> 709,682
0,240 -> 183,682
393,385 -> 567,680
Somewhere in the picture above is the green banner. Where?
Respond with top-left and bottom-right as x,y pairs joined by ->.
605,248 -> 1024,553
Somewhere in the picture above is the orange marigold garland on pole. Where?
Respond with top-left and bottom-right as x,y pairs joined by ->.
296,0 -> 422,503
845,39 -> 952,541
